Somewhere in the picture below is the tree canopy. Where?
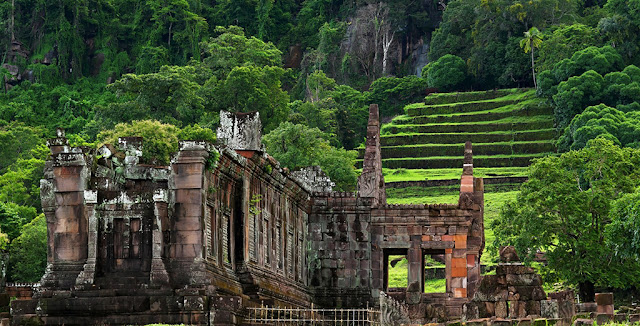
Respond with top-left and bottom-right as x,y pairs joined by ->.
492,138 -> 640,300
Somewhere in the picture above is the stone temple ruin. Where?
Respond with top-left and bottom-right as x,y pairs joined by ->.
11,105 -> 486,325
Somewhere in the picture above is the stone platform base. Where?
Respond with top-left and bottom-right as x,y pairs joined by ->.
10,289 -> 245,326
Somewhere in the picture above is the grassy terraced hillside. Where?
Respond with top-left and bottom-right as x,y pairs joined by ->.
357,88 -> 556,172
356,88 -> 557,265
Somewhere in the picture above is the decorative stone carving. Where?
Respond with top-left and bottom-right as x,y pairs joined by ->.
291,166 -> 334,193
357,104 -> 386,205
380,291 -> 411,325
216,111 -> 263,151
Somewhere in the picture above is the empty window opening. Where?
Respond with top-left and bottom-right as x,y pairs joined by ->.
384,249 -> 408,291
424,250 -> 446,293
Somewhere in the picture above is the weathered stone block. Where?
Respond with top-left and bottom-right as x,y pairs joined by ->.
595,313 -> 613,325
573,318 -> 593,326
614,313 -> 628,322
174,189 -> 202,204
496,264 -> 535,275
495,301 -> 508,318
454,288 -> 467,298
595,293 -> 613,306
506,274 -> 542,286
541,300 -> 559,319
576,303 -> 597,312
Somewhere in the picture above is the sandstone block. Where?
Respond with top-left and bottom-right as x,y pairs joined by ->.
541,300 -> 559,319
495,301 -> 508,318
595,313 -> 613,325
595,293 -> 613,306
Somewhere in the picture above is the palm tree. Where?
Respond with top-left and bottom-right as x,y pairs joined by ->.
520,27 -> 543,89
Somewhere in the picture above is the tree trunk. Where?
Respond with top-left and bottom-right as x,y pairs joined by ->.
578,280 -> 595,302
10,0 -> 15,41
382,30 -> 394,76
531,46 -> 537,89
168,20 -> 173,48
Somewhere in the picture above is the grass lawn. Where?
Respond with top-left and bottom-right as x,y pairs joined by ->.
425,278 -> 447,293
388,256 -> 408,288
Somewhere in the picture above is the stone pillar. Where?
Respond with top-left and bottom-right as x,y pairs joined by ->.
406,247 -> 422,304
170,140 -> 210,287
75,190 -> 98,287
459,141 -> 475,208
596,293 -> 614,315
150,189 -> 170,287
40,129 -> 90,290
458,141 -> 484,298
358,104 -> 386,206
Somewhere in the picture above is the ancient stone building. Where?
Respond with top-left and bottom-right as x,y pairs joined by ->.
11,106 -> 485,325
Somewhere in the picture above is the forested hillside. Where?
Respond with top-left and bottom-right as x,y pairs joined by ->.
2,0 -> 640,299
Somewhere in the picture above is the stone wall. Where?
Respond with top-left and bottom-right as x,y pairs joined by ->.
308,106 -> 485,324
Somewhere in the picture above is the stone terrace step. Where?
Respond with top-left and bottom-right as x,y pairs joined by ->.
424,89 -> 522,105
94,272 -> 150,289
383,120 -> 554,134
406,99 -> 520,116
376,153 -> 553,169
367,141 -> 555,159
380,129 -> 557,146
392,105 -> 552,125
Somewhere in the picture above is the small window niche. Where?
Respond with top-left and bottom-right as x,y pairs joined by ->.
384,249 -> 408,292
424,250 -> 447,293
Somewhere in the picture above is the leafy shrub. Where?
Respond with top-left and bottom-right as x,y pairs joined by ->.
262,122 -> 357,191
97,120 -> 216,165
558,104 -> 640,151
538,45 -> 624,98
426,54 -> 468,92
366,76 -> 428,117
8,214 -> 46,282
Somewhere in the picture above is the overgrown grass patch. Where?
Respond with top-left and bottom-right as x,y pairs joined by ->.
380,129 -> 557,146
423,88 -> 529,105
370,141 -> 556,159
374,153 -> 554,169
424,278 -> 447,293
391,103 -> 552,125
388,256 -> 408,288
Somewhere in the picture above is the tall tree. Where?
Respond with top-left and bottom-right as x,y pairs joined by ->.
520,27 -> 543,89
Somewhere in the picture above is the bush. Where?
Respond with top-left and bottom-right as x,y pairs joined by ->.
366,76 -> 428,117
8,214 -> 46,282
97,120 -> 216,165
426,54 -> 468,92
558,104 -> 640,151
262,122 -> 358,191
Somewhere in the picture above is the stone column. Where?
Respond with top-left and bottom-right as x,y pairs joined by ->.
40,129 -> 90,290
406,247 -> 422,304
358,104 -> 386,206
75,190 -> 98,287
150,189 -> 170,287
170,140 -> 210,287
457,141 -> 484,298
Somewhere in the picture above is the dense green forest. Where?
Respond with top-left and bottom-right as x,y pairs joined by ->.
1,0 -> 640,300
